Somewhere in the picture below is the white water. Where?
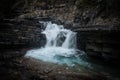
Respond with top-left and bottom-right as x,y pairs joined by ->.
41,22 -> 76,48
25,22 -> 89,67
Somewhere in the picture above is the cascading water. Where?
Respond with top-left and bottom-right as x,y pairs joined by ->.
41,22 -> 76,48
25,22 -> 89,67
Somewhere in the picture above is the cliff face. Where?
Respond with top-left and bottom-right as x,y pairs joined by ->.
16,0 -> 76,27
1,0 -> 120,26
74,0 -> 120,26
15,0 -> 120,26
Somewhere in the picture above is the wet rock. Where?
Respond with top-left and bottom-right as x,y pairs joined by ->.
76,30 -> 120,64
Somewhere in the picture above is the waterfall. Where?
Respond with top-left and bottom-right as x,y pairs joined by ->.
25,21 -> 86,66
42,22 -> 77,48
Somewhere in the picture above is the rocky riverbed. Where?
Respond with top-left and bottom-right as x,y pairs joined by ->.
0,49 -> 109,80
